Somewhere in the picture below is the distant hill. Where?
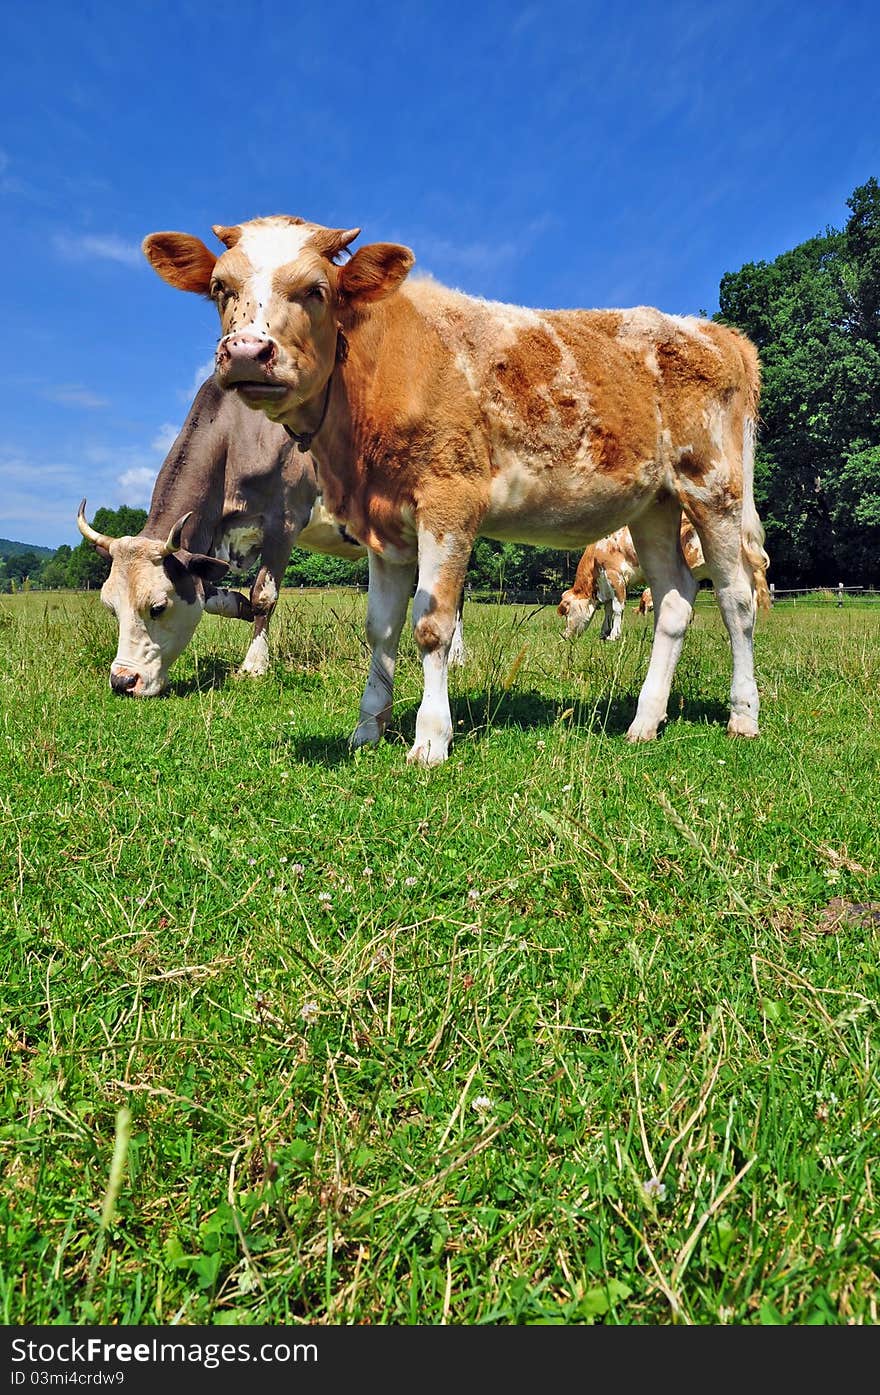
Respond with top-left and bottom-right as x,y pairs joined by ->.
0,538 -> 54,560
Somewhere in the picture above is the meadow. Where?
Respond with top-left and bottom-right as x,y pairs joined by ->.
0,587 -> 877,1326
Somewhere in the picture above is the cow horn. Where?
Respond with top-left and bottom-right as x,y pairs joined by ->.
211,224 -> 241,249
310,227 -> 361,261
161,512 -> 193,555
76,500 -> 115,553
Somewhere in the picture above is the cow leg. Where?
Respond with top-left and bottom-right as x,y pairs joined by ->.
408,530 -> 472,766
602,571 -> 627,640
626,503 -> 698,741
238,564 -> 281,676
351,550 -> 415,749
599,594 -> 614,640
686,513 -> 761,737
448,592 -> 466,667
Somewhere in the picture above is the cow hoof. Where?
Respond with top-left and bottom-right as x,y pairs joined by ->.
727,714 -> 760,738
350,719 -> 384,750
406,741 -> 450,767
237,661 -> 268,678
625,720 -> 660,743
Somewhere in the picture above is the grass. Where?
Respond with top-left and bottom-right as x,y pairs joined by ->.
0,587 -> 878,1326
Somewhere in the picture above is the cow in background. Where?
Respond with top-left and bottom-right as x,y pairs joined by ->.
143,214 -> 769,763
77,377 -> 363,697
558,519 -> 708,640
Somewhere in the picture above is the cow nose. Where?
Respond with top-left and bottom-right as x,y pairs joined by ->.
216,334 -> 276,368
110,670 -> 139,694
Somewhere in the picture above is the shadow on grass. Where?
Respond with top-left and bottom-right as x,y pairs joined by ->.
290,732 -> 357,765
287,687 -> 732,765
169,657 -> 237,697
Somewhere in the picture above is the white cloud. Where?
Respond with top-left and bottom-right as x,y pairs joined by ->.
44,384 -> 109,409
117,467 -> 157,509
177,356 -> 217,402
151,423 -> 180,454
53,232 -> 144,268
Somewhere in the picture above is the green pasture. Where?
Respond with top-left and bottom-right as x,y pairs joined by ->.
0,588 -> 877,1325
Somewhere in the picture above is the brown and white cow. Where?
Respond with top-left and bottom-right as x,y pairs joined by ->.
558,518 -> 709,641
143,215 -> 769,763
76,376 -> 363,697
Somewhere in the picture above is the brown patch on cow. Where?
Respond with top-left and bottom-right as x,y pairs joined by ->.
491,328 -> 563,433
585,310 -> 624,339
413,615 -> 444,652
675,449 -> 704,481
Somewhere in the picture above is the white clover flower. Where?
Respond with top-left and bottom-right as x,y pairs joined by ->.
362,867 -> 373,879
318,891 -> 332,904
300,1001 -> 319,1024
642,1175 -> 666,1201
291,863 -> 305,876
472,1095 -> 493,1115
404,876 -> 418,888
467,888 -> 481,903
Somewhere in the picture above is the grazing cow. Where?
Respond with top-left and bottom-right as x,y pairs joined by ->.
143,215 -> 769,763
558,519 -> 708,640
76,377 -> 363,697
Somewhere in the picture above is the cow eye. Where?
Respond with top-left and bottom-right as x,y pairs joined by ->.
306,284 -> 325,302
211,281 -> 234,306
150,602 -> 167,619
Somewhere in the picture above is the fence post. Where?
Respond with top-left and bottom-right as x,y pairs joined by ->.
837,583 -> 844,608
769,582 -> 775,606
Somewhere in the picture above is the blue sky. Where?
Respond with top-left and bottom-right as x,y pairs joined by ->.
2,0 -> 878,549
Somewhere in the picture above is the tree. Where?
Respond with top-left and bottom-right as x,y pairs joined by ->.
844,176 -> 880,344
5,549 -> 42,585
717,178 -> 880,586
67,506 -> 148,590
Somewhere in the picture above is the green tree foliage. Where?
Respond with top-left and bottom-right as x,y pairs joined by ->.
282,551 -> 368,588
67,505 -> 148,590
718,178 -> 880,585
466,539 -> 570,595
4,550 -> 42,585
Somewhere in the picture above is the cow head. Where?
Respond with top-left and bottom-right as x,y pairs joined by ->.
77,501 -> 230,696
142,216 -> 415,425
557,587 -> 599,638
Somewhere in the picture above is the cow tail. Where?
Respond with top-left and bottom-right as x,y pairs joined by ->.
738,338 -> 770,612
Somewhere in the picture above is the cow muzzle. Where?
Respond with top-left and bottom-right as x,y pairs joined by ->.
110,668 -> 141,696
215,334 -> 288,397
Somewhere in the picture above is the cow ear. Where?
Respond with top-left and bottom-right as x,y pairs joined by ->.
187,553 -> 230,583
337,243 -> 414,306
142,232 -> 217,293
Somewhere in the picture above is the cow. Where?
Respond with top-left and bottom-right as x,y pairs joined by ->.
142,214 -> 769,764
558,518 -> 709,640
76,376 -> 364,697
